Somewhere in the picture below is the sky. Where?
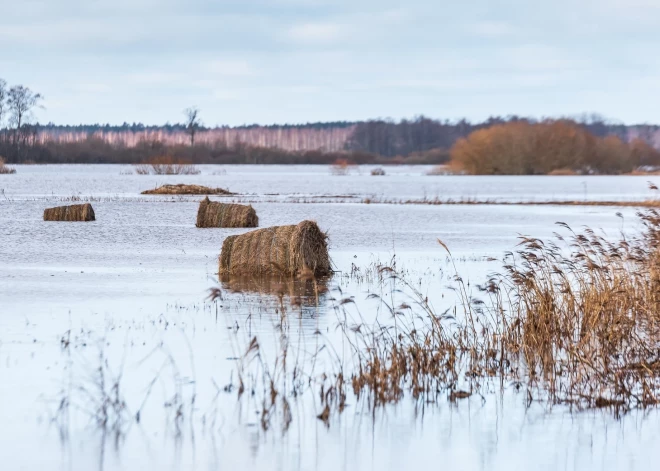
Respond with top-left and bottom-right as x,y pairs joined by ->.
1,0 -> 660,126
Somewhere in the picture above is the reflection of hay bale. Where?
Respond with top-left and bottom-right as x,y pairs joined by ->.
196,197 -> 258,228
219,220 -> 331,277
141,184 -> 235,195
221,275 -> 329,299
43,203 -> 96,222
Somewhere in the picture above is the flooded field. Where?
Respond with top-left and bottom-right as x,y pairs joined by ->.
2,164 -> 660,471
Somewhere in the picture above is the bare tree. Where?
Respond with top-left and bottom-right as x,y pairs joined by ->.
7,85 -> 43,158
0,78 -> 7,127
8,85 -> 42,133
0,79 -> 7,151
184,107 -> 201,147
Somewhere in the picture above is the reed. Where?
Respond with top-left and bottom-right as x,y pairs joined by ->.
343,208 -> 660,411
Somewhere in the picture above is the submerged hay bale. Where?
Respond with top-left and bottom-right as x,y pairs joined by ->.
43,203 -> 96,222
196,197 -> 258,228
219,220 -> 331,277
141,184 -> 236,195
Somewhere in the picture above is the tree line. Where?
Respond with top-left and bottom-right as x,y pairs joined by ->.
2,77 -> 660,171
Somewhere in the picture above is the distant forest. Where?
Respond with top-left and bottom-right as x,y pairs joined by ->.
2,76 -> 660,171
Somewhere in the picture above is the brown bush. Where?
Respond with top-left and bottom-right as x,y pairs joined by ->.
134,156 -> 201,175
450,120 -> 636,175
0,157 -> 16,174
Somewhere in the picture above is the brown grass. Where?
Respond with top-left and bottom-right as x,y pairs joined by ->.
196,197 -> 258,228
548,168 -> 579,176
341,208 -> 660,411
141,184 -> 235,195
219,220 -> 331,277
358,197 -> 660,208
331,158 -> 356,176
43,203 -> 96,221
134,156 -> 201,175
0,157 -> 16,174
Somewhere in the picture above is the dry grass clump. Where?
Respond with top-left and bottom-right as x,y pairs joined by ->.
44,203 -> 96,221
196,197 -> 258,228
141,184 -> 235,195
219,220 -> 331,277
331,158 -> 356,176
370,167 -> 386,176
548,168 -> 579,176
134,156 -> 201,175
0,157 -> 16,174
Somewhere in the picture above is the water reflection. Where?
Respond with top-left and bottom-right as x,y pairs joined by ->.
220,275 -> 331,310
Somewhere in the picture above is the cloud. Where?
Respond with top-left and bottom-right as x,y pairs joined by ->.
2,0 -> 659,125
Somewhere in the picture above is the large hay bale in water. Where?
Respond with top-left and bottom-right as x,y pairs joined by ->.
219,220 -> 331,277
196,197 -> 258,228
43,203 -> 96,222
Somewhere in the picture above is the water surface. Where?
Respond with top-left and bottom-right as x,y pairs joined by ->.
0,165 -> 658,471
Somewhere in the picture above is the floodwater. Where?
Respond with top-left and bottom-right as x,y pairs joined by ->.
1,164 -> 659,471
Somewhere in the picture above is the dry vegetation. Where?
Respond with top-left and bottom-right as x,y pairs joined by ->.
219,220 -> 331,277
450,120 -> 660,175
43,203 -> 95,221
331,158 -> 357,175
357,197 -> 660,208
337,209 -> 660,412
0,157 -> 16,174
141,184 -> 235,195
196,197 -> 258,228
134,156 -> 201,175
370,167 -> 386,176
213,208 -> 660,434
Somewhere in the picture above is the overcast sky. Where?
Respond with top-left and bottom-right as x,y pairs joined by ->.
1,0 -> 659,126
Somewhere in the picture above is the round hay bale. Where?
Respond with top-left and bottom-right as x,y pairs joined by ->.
219,220 -> 331,277
196,197 -> 258,228
43,203 -> 96,222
